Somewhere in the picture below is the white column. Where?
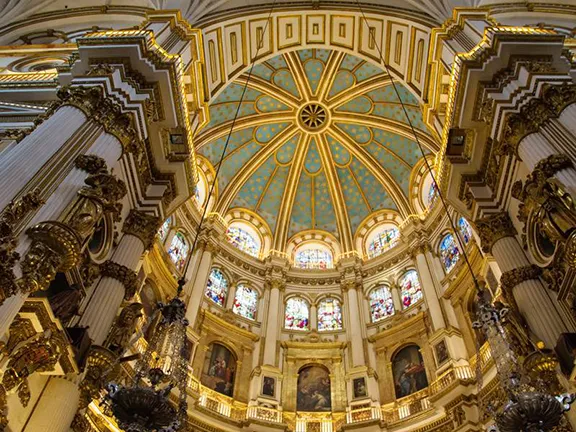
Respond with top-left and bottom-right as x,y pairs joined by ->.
0,132 -> 123,338
541,120 -> 576,162
414,251 -> 446,331
185,245 -> 214,326
0,106 -> 87,210
310,303 -> 318,331
79,234 -> 144,345
226,284 -> 237,311
346,285 -> 366,367
262,283 -> 281,366
518,132 -> 576,197
559,103 -> 576,138
23,376 -> 80,432
492,236 -> 569,348
390,286 -> 402,313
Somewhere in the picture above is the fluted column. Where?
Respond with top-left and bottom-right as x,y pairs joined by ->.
413,246 -> 446,331
390,285 -> 402,313
23,376 -> 80,432
310,302 -> 318,330
476,212 -> 570,348
558,103 -> 576,139
262,281 -> 282,366
185,242 -> 216,326
344,282 -> 366,367
79,210 -> 159,345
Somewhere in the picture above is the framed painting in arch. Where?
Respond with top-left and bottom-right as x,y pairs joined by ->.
201,343 -> 236,397
353,377 -> 368,399
392,345 -> 428,398
262,376 -> 276,398
434,339 -> 449,367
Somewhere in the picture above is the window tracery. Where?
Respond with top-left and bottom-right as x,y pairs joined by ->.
232,284 -> 258,320
167,231 -> 189,272
284,297 -> 309,331
158,217 -> 171,243
294,248 -> 333,270
205,268 -> 229,307
399,270 -> 422,309
458,217 -> 473,245
440,233 -> 460,273
367,227 -> 399,258
226,225 -> 260,257
317,298 -> 343,331
369,286 -> 395,322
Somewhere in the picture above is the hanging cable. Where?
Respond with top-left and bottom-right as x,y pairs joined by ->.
178,0 -> 278,285
355,0 -> 481,291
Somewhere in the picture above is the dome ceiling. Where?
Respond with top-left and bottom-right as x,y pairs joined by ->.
195,49 -> 438,249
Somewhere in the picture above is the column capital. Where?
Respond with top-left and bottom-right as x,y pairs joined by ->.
474,212 -> 517,253
340,280 -> 361,293
74,154 -> 108,174
500,264 -> 542,295
122,209 -> 161,250
265,278 -> 285,292
99,260 -> 139,300
410,242 -> 431,259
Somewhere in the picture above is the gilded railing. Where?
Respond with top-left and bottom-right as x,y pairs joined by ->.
247,405 -> 283,423
346,406 -> 381,423
382,388 -> 431,423
429,365 -> 475,396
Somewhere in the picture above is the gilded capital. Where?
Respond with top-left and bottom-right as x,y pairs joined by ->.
74,154 -> 107,175
122,209 -> 161,250
99,260 -> 139,300
500,265 -> 542,294
474,212 -> 517,253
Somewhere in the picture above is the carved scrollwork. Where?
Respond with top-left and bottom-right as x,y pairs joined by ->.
500,265 -> 542,294
104,302 -> 143,355
474,212 -> 517,253
74,154 -> 107,175
122,209 -> 161,251
78,345 -> 120,410
99,261 -> 138,300
0,189 -> 44,304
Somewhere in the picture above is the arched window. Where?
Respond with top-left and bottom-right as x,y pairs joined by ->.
440,233 -> 460,273
399,270 -> 422,309
369,286 -> 395,322
168,231 -> 189,272
427,181 -> 438,207
226,225 -> 260,257
294,246 -> 333,270
458,217 -> 473,245
367,227 -> 399,258
392,345 -> 428,398
194,169 -> 208,208
284,297 -> 309,331
158,217 -> 171,243
232,284 -> 258,320
317,298 -> 343,331
205,268 -> 229,307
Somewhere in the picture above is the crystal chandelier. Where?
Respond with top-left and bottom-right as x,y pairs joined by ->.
103,280 -> 189,432
473,290 -> 575,432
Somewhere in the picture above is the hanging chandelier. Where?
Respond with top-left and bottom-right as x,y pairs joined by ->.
103,280 -> 189,432
472,290 -> 575,432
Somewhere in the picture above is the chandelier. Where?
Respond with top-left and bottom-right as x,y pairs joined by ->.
473,290 -> 575,432
103,280 -> 189,432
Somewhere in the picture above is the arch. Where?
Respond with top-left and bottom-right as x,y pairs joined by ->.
232,283 -> 259,320
224,208 -> 272,257
226,222 -> 262,258
408,155 -> 437,215
391,344 -> 428,399
365,224 -> 400,259
457,216 -> 473,245
293,241 -> 334,270
201,342 -> 238,397
368,285 -> 395,322
398,269 -> 423,309
287,230 -> 341,264
297,364 -> 332,411
284,297 -> 310,331
354,210 -> 403,257
438,232 -> 460,273
157,216 -> 173,244
167,230 -> 190,272
317,298 -> 343,332
205,268 -> 229,307
196,155 -> 217,211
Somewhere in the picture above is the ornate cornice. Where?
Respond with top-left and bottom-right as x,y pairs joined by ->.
99,261 -> 138,300
474,212 -> 517,253
74,154 -> 108,174
122,209 -> 161,250
500,264 -> 542,294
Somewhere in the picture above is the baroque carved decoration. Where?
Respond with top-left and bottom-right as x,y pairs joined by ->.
99,261 -> 139,300
0,189 -> 44,304
122,209 -> 161,250
74,154 -> 108,175
474,212 -> 517,253
104,302 -> 143,355
499,265 -> 542,294
78,345 -> 120,410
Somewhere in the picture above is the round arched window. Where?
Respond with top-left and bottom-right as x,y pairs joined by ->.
369,286 -> 394,323
439,233 -> 460,273
167,231 -> 189,272
284,297 -> 309,331
317,298 -> 343,331
367,226 -> 399,258
458,217 -> 473,245
399,270 -> 422,309
157,216 -> 172,243
194,169 -> 208,208
205,268 -> 229,307
294,244 -> 333,269
226,224 -> 261,257
232,284 -> 258,320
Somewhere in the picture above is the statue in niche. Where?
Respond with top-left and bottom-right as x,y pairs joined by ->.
105,303 -> 143,354
49,284 -> 82,323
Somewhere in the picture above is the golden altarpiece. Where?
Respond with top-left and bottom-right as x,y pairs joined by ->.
0,1 -> 574,432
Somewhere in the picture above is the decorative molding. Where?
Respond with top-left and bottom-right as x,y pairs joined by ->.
99,261 -> 138,300
499,265 -> 542,294
74,154 -> 108,174
122,209 -> 161,250
474,212 -> 517,253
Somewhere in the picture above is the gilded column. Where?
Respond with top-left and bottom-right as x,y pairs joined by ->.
475,212 -> 570,348
79,209 -> 159,345
413,244 -> 446,331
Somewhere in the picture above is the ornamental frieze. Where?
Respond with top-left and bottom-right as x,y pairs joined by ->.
474,212 -> 517,253
122,209 -> 161,250
499,265 -> 542,294
99,260 -> 138,300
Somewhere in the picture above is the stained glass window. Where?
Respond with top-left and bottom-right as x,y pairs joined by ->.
440,233 -> 460,273
368,227 -> 399,258
205,268 -> 228,307
284,297 -> 309,331
226,226 -> 260,257
294,248 -> 333,270
168,232 -> 189,272
427,181 -> 438,207
458,217 -> 473,245
400,270 -> 423,309
318,298 -> 343,331
158,217 -> 171,243
232,284 -> 258,320
369,287 -> 395,322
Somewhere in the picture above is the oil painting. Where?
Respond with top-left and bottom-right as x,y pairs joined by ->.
297,365 -> 331,411
201,343 -> 236,397
392,345 -> 428,398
